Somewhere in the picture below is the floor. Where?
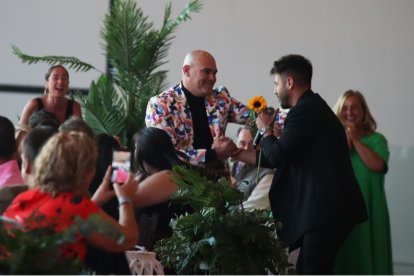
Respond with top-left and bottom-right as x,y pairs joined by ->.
394,262 -> 414,275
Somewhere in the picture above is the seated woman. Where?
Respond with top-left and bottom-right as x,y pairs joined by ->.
94,127 -> 219,250
28,109 -> 61,129
0,116 -> 24,187
14,110 -> 61,167
3,131 -> 138,266
59,116 -> 94,139
90,133 -> 122,219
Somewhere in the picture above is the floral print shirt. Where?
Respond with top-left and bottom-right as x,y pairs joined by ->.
145,83 -> 250,164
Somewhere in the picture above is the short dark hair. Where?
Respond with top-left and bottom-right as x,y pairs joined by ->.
270,54 -> 313,86
22,126 -> 58,165
29,110 -> 60,129
59,116 -> 94,139
0,116 -> 16,159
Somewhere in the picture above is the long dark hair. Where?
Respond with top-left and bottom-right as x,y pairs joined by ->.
134,127 -> 188,177
89,133 -> 121,195
134,127 -> 220,181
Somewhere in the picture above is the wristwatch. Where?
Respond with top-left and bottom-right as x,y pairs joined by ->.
259,127 -> 273,134
117,196 -> 132,207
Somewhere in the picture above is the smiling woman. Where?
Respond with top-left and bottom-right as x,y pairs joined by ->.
18,65 -> 82,126
333,90 -> 393,275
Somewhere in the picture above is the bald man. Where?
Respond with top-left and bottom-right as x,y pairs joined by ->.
145,50 -> 250,168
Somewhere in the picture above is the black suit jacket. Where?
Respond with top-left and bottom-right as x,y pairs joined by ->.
260,90 -> 367,247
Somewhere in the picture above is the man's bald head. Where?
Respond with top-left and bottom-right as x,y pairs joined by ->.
183,50 -> 215,67
182,50 -> 217,97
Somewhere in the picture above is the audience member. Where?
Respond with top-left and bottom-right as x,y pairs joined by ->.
145,50 -> 247,169
0,126 -> 58,214
59,116 -> 94,139
20,126 -> 58,186
66,131 -> 130,274
84,132 -> 133,275
230,126 -> 274,211
233,54 -> 368,274
93,127 -> 219,251
333,90 -> 393,275
28,109 -> 61,129
0,116 -> 23,187
3,131 -> 138,268
15,110 -> 60,165
89,133 -> 121,218
19,65 -> 82,127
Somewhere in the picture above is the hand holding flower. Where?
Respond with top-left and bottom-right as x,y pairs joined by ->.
247,96 -> 268,134
257,110 -> 276,129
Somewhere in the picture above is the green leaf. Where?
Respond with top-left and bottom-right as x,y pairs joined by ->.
155,166 -> 293,274
11,45 -> 96,73
74,76 -> 127,143
12,0 -> 202,148
0,214 -> 112,274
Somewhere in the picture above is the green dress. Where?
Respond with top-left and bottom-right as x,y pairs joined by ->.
335,132 -> 393,275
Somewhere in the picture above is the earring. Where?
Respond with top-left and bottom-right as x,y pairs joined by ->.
43,88 -> 49,95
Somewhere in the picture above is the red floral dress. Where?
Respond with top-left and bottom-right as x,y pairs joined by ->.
3,188 -> 100,260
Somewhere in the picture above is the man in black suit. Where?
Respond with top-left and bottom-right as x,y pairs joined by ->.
234,54 -> 367,274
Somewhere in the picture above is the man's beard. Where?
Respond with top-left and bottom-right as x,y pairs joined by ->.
279,94 -> 291,109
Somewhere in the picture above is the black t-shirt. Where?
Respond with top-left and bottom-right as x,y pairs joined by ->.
182,85 -> 218,163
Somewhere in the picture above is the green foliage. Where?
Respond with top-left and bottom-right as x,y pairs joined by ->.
11,45 -> 96,73
0,214 -> 124,274
154,166 -> 293,275
249,109 -> 259,136
12,0 -> 202,148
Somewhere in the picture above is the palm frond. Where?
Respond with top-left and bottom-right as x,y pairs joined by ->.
74,76 -> 127,143
11,45 -> 97,73
12,0 -> 203,148
102,0 -> 153,79
130,71 -> 168,129
162,2 -> 173,27
163,0 -> 203,32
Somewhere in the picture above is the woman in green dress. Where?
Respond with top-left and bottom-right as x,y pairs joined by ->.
333,90 -> 393,274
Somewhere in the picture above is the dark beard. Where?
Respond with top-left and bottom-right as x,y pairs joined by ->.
279,94 -> 291,109
280,102 -> 291,109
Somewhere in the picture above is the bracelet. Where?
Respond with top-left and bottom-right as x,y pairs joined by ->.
117,197 -> 132,207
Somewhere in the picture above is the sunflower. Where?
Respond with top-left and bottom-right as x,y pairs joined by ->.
248,96 -> 267,113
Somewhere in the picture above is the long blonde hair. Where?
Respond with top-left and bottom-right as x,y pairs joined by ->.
34,131 -> 97,197
333,89 -> 377,132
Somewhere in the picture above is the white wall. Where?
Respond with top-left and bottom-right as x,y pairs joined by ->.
0,0 -> 107,121
1,0 -> 413,272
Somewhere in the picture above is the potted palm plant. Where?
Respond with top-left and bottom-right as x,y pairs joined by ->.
12,0 -> 202,148
154,166 -> 294,274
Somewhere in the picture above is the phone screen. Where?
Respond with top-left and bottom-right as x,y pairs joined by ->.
111,150 -> 131,184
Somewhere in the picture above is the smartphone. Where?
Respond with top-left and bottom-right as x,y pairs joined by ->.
111,150 -> 131,184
